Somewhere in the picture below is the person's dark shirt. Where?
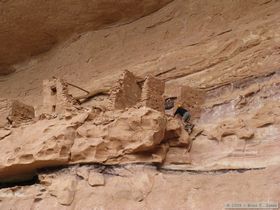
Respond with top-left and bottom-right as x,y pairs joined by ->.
174,107 -> 188,117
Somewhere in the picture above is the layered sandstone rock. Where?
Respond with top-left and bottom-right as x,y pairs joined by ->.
164,117 -> 190,147
1,165 -> 280,209
0,112 -> 90,180
39,173 -> 77,206
70,107 -> 168,164
0,104 -> 191,180
187,73 -> 280,171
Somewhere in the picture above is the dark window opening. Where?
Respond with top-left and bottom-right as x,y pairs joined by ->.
52,105 -> 56,112
51,86 -> 57,95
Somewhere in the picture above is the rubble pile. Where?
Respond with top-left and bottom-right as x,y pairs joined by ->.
0,99 -> 34,128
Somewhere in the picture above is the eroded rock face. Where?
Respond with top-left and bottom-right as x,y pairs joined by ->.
0,113 -> 87,180
1,165 -> 280,210
71,107 -> 167,164
188,73 -> 280,171
164,117 -> 190,147
39,173 -> 77,206
0,105 -> 190,180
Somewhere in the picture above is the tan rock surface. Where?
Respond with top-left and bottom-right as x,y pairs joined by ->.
0,0 -> 172,72
0,165 -> 280,210
164,117 -> 190,146
0,105 -> 189,180
0,114 -> 83,180
39,173 -> 77,206
70,107 -> 168,164
0,129 -> 11,141
88,171 -> 105,187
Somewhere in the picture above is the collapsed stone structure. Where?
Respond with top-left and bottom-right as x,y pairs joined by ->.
41,71 -> 166,116
42,78 -> 78,114
0,98 -> 34,128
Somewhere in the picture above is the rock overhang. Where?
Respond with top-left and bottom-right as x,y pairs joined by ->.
0,0 -> 173,75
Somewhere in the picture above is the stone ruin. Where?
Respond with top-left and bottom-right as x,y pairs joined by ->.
42,78 -> 78,114
0,98 -> 35,127
111,70 -> 165,112
0,78 -> 79,126
110,71 -> 204,116
110,70 -> 142,110
165,84 -> 205,118
177,86 -> 205,118
141,75 -> 165,112
40,71 -> 165,114
0,72 -> 192,183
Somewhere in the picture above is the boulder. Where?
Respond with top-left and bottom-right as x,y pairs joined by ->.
47,175 -> 77,206
88,171 -> 105,187
0,114 -> 86,180
164,117 -> 190,146
71,107 -> 167,164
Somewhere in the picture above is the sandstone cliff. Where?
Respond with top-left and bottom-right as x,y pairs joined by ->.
0,0 -> 279,209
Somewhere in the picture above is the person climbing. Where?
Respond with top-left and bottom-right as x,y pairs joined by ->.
174,104 -> 194,134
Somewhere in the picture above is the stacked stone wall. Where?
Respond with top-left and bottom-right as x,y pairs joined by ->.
111,70 -> 141,110
141,75 -> 165,112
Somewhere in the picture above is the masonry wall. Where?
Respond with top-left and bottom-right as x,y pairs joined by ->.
177,86 -> 205,118
141,75 -> 165,112
42,78 -> 77,114
111,70 -> 141,110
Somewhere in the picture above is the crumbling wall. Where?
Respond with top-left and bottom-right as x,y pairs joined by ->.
42,78 -> 77,114
110,70 -> 141,110
0,98 -> 34,127
164,84 -> 205,118
177,86 -> 205,118
110,71 -> 165,112
141,75 -> 165,112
